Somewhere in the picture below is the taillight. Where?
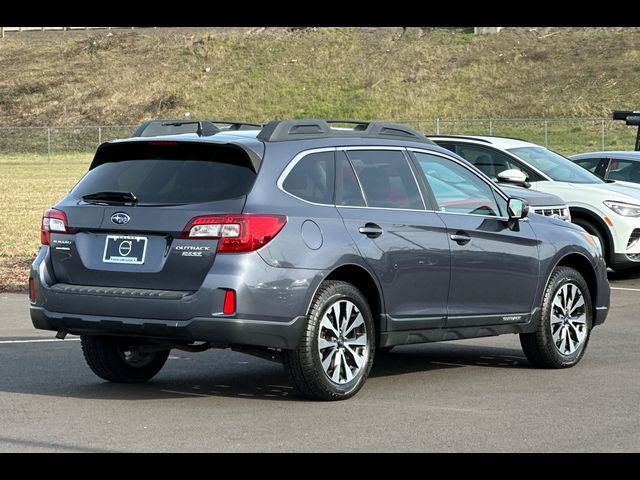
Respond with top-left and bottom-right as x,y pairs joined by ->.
40,208 -> 68,245
181,214 -> 286,253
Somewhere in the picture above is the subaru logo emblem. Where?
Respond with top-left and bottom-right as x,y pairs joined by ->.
111,213 -> 130,225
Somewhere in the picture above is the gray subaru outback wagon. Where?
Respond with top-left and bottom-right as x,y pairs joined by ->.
30,120 -> 610,400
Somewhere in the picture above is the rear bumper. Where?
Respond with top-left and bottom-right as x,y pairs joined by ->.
30,306 -> 307,350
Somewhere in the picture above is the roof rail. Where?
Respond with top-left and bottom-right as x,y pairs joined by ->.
207,120 -> 263,131
256,119 -> 434,144
427,134 -> 533,144
426,134 -> 493,144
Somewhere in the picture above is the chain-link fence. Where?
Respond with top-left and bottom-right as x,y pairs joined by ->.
396,118 -> 638,155
0,126 -> 136,161
0,119 -> 638,160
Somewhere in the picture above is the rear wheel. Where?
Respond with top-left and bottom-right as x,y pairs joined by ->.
284,280 -> 375,401
520,266 -> 592,368
81,335 -> 169,383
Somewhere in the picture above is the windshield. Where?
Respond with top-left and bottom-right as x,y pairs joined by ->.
508,147 -> 603,184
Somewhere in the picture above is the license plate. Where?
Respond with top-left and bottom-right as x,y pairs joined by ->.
102,235 -> 147,265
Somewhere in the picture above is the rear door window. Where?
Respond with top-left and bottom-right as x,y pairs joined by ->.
335,151 -> 366,207
283,151 -> 335,204
346,150 -> 424,210
73,143 -> 256,204
574,157 -> 603,175
455,144 -> 544,182
605,158 -> 640,182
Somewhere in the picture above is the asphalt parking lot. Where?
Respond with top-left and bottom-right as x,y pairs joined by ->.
1,271 -> 639,452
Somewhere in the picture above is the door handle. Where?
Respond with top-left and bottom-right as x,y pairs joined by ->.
450,232 -> 471,245
359,223 -> 383,238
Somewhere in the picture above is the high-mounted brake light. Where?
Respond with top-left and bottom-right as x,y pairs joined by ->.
181,214 -> 286,253
40,208 -> 68,245
147,141 -> 179,146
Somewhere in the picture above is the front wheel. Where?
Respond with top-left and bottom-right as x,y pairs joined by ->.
284,280 -> 375,401
520,266 -> 593,368
81,335 -> 170,383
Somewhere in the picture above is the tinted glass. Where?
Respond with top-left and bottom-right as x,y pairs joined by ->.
73,144 -> 255,204
415,152 -> 502,217
574,157 -> 602,174
283,151 -> 335,204
437,142 -> 458,154
456,144 -> 543,182
347,150 -> 423,209
336,151 -> 366,207
605,158 -> 640,182
508,147 -> 603,184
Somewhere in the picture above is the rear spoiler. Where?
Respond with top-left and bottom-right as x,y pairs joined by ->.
91,140 -> 263,172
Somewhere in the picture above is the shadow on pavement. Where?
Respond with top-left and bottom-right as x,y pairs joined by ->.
608,268 -> 640,282
0,342 -> 528,402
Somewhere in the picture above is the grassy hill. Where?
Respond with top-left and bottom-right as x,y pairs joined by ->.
2,27 -> 640,126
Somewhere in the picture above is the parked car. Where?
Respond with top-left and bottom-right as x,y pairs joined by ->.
570,151 -> 640,184
429,135 -> 640,270
30,120 -> 609,401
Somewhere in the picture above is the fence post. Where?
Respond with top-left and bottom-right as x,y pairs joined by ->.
601,118 -> 605,150
544,119 -> 548,148
98,126 -> 102,147
489,119 -> 493,135
436,118 -> 440,135
47,128 -> 51,161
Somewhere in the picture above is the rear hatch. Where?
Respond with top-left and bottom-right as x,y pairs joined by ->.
49,141 -> 257,291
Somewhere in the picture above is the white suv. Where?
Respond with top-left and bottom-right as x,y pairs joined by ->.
430,135 -> 640,271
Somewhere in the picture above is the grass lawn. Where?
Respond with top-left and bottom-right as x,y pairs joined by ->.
0,153 -> 90,292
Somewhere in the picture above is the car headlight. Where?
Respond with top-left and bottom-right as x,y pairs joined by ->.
603,200 -> 640,217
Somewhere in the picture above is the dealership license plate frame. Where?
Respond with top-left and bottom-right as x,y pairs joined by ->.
102,235 -> 148,265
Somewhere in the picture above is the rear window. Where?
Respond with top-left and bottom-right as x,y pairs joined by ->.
282,151 -> 335,204
73,143 -> 256,204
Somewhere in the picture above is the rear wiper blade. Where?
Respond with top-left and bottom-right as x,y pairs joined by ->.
82,191 -> 138,203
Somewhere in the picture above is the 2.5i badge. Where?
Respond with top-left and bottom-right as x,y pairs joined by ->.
102,235 -> 147,264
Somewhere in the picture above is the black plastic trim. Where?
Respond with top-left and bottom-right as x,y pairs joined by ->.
31,307 -> 307,350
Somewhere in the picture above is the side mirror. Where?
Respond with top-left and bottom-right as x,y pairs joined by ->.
507,198 -> 529,231
498,169 -> 530,188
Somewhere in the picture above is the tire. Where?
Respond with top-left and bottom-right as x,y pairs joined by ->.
81,335 -> 170,383
520,266 -> 593,369
284,280 -> 375,401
